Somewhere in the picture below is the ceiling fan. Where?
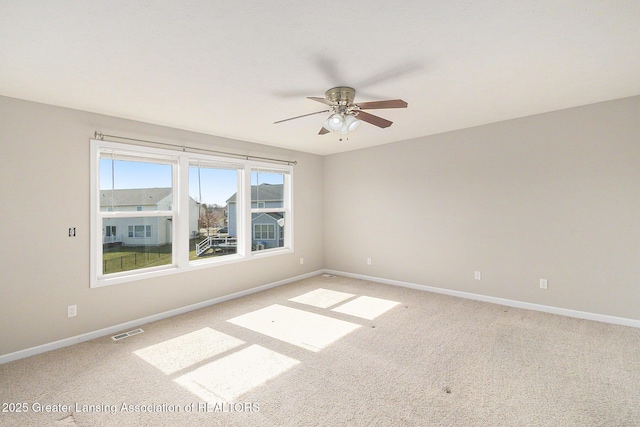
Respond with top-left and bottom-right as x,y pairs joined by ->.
274,86 -> 408,135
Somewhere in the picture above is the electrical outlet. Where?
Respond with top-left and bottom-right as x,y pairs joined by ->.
540,279 -> 548,290
299,257 -> 304,265
474,271 -> 482,280
68,227 -> 76,237
68,305 -> 77,318
367,258 -> 372,265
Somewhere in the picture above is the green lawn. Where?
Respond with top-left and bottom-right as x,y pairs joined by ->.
102,240 -> 236,274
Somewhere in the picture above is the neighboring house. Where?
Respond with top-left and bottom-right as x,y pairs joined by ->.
226,183 -> 284,249
198,204 -> 227,231
100,187 -> 199,246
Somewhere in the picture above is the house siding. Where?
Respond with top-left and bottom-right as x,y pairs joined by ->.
227,184 -> 284,248
101,190 -> 198,245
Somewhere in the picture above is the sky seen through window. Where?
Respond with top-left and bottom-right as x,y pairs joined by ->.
100,159 -> 283,206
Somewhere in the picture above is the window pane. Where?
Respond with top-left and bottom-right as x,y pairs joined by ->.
251,171 -> 284,209
189,166 -> 238,261
252,213 -> 285,251
100,157 -> 173,213
102,217 -> 173,275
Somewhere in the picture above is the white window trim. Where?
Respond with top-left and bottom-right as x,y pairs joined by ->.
90,139 -> 293,287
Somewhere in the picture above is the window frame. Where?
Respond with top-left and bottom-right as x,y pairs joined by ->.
90,139 -> 294,288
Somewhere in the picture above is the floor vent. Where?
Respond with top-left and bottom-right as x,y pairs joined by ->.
322,274 -> 336,278
111,328 -> 144,341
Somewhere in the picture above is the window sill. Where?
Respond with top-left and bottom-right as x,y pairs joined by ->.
92,247 -> 293,288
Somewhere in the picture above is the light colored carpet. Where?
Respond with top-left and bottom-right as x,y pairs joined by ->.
1,274 -> 639,426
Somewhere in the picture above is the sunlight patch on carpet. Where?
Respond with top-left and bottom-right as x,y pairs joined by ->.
133,327 -> 244,375
332,296 -> 400,320
174,344 -> 299,403
228,304 -> 361,352
288,288 -> 355,308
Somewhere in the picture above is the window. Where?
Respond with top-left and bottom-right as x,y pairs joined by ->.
188,160 -> 241,261
91,139 -> 293,287
254,223 -> 275,240
94,147 -> 176,282
250,169 -> 288,252
128,225 -> 152,238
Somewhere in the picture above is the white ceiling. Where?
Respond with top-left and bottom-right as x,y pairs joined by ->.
2,1 -> 639,155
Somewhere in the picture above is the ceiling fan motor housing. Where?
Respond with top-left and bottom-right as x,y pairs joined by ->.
325,87 -> 356,105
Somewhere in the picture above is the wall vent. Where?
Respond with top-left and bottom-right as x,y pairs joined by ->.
111,328 -> 144,341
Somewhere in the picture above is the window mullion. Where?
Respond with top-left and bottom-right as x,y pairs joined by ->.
251,208 -> 285,214
99,211 -> 173,219
177,156 -> 190,267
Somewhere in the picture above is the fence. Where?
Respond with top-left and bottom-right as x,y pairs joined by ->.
103,248 -> 170,274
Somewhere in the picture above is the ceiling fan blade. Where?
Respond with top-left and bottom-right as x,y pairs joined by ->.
307,96 -> 335,106
355,110 -> 393,128
318,127 -> 330,135
274,109 -> 330,124
355,99 -> 407,110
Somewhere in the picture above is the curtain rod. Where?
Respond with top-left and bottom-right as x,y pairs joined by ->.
93,132 -> 297,166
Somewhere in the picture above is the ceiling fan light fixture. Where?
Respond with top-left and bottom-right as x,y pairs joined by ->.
344,114 -> 361,132
328,113 -> 344,131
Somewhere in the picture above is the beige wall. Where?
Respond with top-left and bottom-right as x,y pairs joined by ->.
324,96 -> 640,320
0,96 -> 324,356
2,95 -> 639,359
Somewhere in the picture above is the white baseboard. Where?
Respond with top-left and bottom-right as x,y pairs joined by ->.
3,268 -> 637,365
324,269 -> 640,329
0,270 -> 323,365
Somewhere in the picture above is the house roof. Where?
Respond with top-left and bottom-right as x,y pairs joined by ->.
227,184 -> 283,204
100,188 -> 172,207
253,212 -> 284,222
